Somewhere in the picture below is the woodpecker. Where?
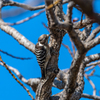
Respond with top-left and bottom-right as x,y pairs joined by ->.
35,34 -> 51,79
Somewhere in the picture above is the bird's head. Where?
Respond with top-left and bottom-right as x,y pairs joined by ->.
38,34 -> 50,45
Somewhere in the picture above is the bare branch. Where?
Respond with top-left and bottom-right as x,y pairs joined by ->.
69,62 -> 85,100
85,74 -> 96,96
84,53 -> 100,64
0,20 -> 35,54
86,36 -> 100,50
42,22 -> 50,32
2,0 -> 44,18
72,0 -> 100,24
58,22 -> 85,51
86,61 -> 100,67
0,49 -> 32,60
0,60 -> 66,92
0,62 -> 40,93
3,0 -> 45,11
28,78 -> 65,92
45,0 -> 85,51
27,78 -> 40,92
82,93 -> 100,100
82,16 -> 92,40
57,61 -> 85,100
0,56 -> 34,100
85,66 -> 96,72
73,18 -> 95,29
3,0 -> 70,11
7,9 -> 45,26
70,39 -> 75,55
84,24 -> 92,37
67,29 -> 85,52
59,21 -> 85,51
86,26 -> 100,42
66,1 -> 75,23
45,0 -> 58,27
62,43 -> 74,58
56,69 -> 69,83
51,93 -> 100,100
59,51 -> 86,100
62,1 -> 85,52
73,0 -> 93,18
86,69 -> 95,77
0,62 -> 28,83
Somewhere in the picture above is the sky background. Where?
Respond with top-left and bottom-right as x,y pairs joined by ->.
0,0 -> 100,100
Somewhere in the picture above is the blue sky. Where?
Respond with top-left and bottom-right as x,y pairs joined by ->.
0,0 -> 100,100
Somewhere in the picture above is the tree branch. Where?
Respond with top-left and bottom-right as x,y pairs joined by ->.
86,26 -> 100,42
3,0 -> 45,11
85,74 -> 96,96
0,49 -> 32,60
0,61 -> 65,93
86,60 -> 100,67
70,39 -> 76,55
44,1 -> 87,99
62,43 -> 74,58
82,16 -> 92,41
0,56 -> 34,100
0,62 -> 28,83
59,51 -> 86,100
84,53 -> 100,64
72,0 -> 100,24
85,36 -> 100,50
7,9 -> 45,26
56,1 -> 85,51
85,65 -> 96,72
82,93 -> 100,100
73,18 -> 95,29
50,93 -> 100,100
3,0 -> 71,11
0,20 -> 35,54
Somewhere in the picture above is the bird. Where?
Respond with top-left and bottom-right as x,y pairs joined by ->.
35,34 -> 51,79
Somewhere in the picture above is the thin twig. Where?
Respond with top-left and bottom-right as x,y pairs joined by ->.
5,1 -> 45,10
0,62 -> 28,83
85,65 -> 96,72
42,22 -> 50,32
7,9 -> 45,26
0,56 -> 34,100
70,39 -> 75,55
93,74 -> 100,78
82,93 -> 100,100
86,61 -> 100,67
85,74 -> 96,96
0,49 -> 32,60
87,69 -> 95,77
3,0 -> 70,10
62,43 -> 74,58
2,0 -> 71,26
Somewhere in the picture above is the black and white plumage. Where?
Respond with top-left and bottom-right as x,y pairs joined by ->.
35,34 -> 51,79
